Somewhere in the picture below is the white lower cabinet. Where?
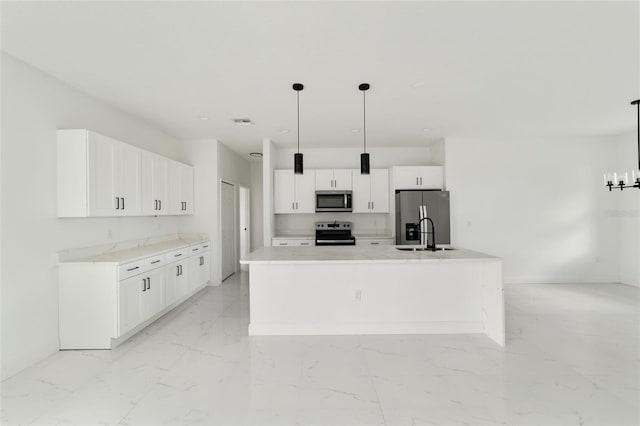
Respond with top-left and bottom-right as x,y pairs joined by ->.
118,274 -> 144,336
59,239 -> 210,349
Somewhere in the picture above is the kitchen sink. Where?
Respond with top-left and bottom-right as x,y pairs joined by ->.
395,247 -> 457,252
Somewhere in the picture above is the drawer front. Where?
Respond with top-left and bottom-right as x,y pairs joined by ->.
355,238 -> 394,246
118,254 -> 164,280
272,239 -> 314,247
165,247 -> 190,263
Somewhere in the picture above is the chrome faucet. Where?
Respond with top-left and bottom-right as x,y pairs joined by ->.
417,216 -> 436,251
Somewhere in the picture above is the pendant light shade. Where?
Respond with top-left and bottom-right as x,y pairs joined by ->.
359,83 -> 371,175
293,83 -> 304,174
360,153 -> 370,175
294,152 -> 303,175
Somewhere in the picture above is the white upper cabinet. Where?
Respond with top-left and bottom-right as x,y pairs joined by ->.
393,166 -> 443,190
351,169 -> 389,213
273,169 -> 315,214
295,171 -> 316,213
115,141 -> 142,216
59,129 -> 141,217
315,169 -> 352,190
58,129 -> 192,217
141,152 -> 168,215
274,169 -> 296,213
168,160 -> 194,215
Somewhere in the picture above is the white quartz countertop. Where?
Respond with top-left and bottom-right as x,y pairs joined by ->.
241,245 -> 499,265
60,236 -> 209,264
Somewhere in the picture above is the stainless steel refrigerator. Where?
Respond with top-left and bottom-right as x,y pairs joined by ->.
395,190 -> 451,246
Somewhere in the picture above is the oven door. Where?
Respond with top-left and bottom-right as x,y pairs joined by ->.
315,191 -> 352,212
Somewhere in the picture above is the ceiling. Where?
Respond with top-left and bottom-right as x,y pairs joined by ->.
2,1 -> 639,157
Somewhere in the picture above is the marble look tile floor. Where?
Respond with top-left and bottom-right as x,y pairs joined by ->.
2,273 -> 639,425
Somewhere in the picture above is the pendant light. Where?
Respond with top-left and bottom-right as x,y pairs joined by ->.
604,99 -> 640,190
293,83 -> 304,174
359,83 -> 371,175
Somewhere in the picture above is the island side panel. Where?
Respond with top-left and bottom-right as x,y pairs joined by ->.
481,260 -> 505,347
248,261 -> 490,336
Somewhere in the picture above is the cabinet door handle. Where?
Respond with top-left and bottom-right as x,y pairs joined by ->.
176,265 -> 180,276
147,277 -> 151,290
115,197 -> 120,210
295,202 -> 299,210
416,177 -> 419,186
200,256 -> 204,266
151,260 -> 161,264
159,200 -> 162,210
127,266 -> 139,272
371,201 -> 374,210
180,265 -> 183,275
142,278 -> 147,292
420,177 -> 423,185
121,197 -> 125,210
154,200 -> 157,210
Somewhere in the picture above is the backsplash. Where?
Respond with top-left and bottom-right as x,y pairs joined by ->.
275,213 -> 392,237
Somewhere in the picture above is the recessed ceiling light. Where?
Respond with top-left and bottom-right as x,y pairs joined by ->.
280,129 -> 289,134
249,152 -> 263,158
351,128 -> 360,133
412,82 -> 426,88
198,116 -> 209,121
232,118 -> 254,126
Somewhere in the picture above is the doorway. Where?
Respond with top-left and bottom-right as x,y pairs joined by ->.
221,181 -> 236,281
239,186 -> 250,272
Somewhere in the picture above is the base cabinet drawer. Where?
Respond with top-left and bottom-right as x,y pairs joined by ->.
356,238 -> 394,246
272,238 -> 314,247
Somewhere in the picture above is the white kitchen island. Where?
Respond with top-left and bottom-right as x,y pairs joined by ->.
241,246 -> 505,346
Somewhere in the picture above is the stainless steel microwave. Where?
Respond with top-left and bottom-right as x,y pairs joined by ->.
315,191 -> 352,212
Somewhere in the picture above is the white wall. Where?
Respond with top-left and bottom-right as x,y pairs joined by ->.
614,131 -> 640,286
445,137 -> 621,284
250,158 -> 264,250
218,142 -> 251,280
0,53 -> 183,380
178,138 -> 219,283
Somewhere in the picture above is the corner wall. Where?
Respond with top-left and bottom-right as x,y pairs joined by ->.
445,136 -> 620,284
0,53 -> 182,380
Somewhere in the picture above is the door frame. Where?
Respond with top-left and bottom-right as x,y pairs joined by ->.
239,186 -> 251,272
219,179 -> 237,282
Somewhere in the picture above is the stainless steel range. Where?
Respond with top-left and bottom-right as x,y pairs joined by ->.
315,221 -> 356,246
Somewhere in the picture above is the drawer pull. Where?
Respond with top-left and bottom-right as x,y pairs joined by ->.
151,260 -> 161,264
174,253 -> 182,257
371,242 -> 379,245
127,266 -> 139,271
192,248 -> 199,252
203,245 -> 209,248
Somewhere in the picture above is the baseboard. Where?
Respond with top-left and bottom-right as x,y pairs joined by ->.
504,275 -> 620,284
248,321 -> 484,336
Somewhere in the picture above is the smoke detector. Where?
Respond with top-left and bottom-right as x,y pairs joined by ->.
232,118 -> 254,126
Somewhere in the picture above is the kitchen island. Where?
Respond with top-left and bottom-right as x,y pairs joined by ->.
240,246 -> 504,346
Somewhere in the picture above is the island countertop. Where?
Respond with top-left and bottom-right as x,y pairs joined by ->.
241,245 -> 499,265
